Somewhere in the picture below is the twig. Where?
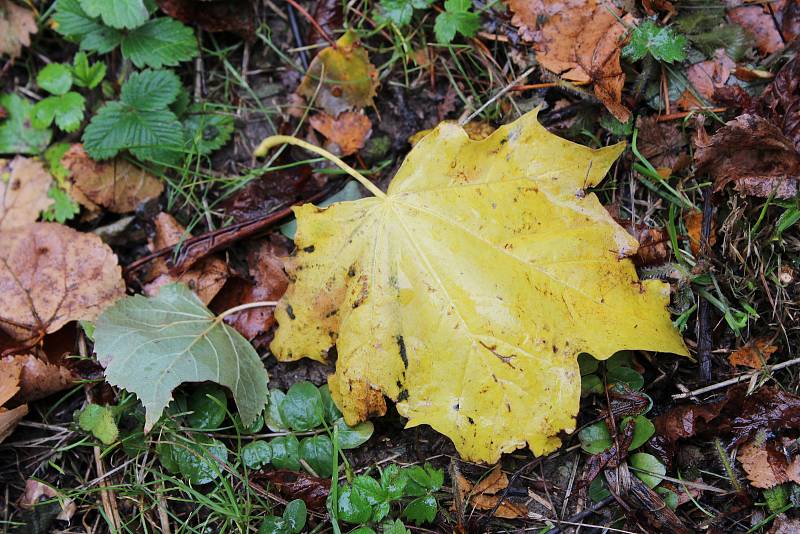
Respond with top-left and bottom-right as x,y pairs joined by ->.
698,187 -> 714,382
285,2 -> 310,70
459,66 -> 536,125
672,356 -> 800,399
284,0 -> 335,47
656,108 -> 726,122
544,495 -> 615,534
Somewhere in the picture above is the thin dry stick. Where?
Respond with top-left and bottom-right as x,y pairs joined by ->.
672,356 -> 800,399
459,66 -> 537,125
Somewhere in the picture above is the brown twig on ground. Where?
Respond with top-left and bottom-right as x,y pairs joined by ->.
698,187 -> 714,382
284,0 -> 335,47
656,109 -> 726,122
543,495 -> 615,534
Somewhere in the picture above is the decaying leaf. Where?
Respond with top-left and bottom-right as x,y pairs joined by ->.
0,358 -> 26,443
94,283 -> 270,430
453,465 -> 528,518
142,212 -> 229,304
768,514 -> 800,534
254,469 -> 331,511
0,156 -> 53,231
728,1 -> 787,56
0,0 -> 37,60
1,354 -> 75,402
684,210 -> 716,257
619,221 -> 670,267
635,116 -> 688,172
156,0 -> 256,39
309,112 -> 372,156
62,144 -> 164,214
268,109 -> 688,462
211,238 -> 289,344
297,30 -> 379,116
728,338 -> 777,369
507,0 -> 633,121
0,223 -> 125,342
678,49 -> 734,108
738,438 -> 800,489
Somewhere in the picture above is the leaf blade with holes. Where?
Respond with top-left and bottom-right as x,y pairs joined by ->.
94,283 -> 269,431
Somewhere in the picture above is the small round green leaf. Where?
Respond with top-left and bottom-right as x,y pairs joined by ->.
282,499 -> 307,533
37,63 -> 73,95
606,351 -> 634,369
258,516 -> 290,534
578,353 -> 599,375
607,366 -> 644,391
174,436 -> 228,485
280,382 -> 324,431
266,390 -> 289,431
402,494 -> 437,526
156,440 -> 179,473
300,435 -> 333,477
630,452 -> 666,489
624,415 -> 655,450
241,440 -> 272,470
656,487 -> 678,509
186,384 -> 227,430
319,383 -> 343,423
580,374 -> 604,397
588,477 -> 610,502
578,422 -> 612,454
334,418 -> 374,449
270,434 -> 301,471
78,404 -> 119,445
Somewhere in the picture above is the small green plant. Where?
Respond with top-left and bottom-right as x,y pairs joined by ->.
77,403 -> 119,445
41,142 -> 80,223
375,0 -> 480,44
623,20 -> 687,64
53,0 -> 197,69
334,463 -> 443,530
258,499 -> 306,534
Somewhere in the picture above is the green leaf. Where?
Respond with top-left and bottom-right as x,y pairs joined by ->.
186,384 -> 227,430
42,185 -> 80,223
233,412 -> 264,434
629,452 -> 666,488
656,487 -> 678,509
53,0 -> 123,53
402,495 -> 437,526
241,440 -> 272,469
580,374 -> 603,397
183,109 -> 234,155
319,384 -> 343,423
282,499 -> 307,533
625,415 -> 655,450
93,283 -> 269,431
299,435 -> 333,477
350,528 -> 377,534
338,481 -> 375,524
79,0 -> 148,29
78,404 -> 119,444
121,18 -> 198,68
121,69 -> 181,110
381,519 -> 411,534
258,516 -> 291,534
578,422 -> 612,454
280,381 -> 324,432
270,434 -> 301,471
433,0 -> 480,44
54,92 -> 87,132
578,353 -> 599,375
82,101 -> 185,163
403,464 -> 443,495
37,64 -> 73,96
607,366 -> 644,391
44,142 -> 71,183
265,390 -> 289,431
588,477 -> 610,502
764,485 -> 789,513
0,93 -> 52,154
157,440 -> 180,473
72,52 -> 107,89
174,436 -> 228,484
623,20 -> 687,64
333,418 -> 374,449
375,0 -> 434,26
380,465 -> 408,501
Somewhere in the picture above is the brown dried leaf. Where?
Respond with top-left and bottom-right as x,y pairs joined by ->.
18,479 -> 75,520
452,465 -> 528,519
0,359 -> 25,443
678,50 -> 734,109
0,223 -> 125,342
142,213 -> 229,304
0,0 -> 37,59
0,157 -> 53,231
695,114 -> 800,198
507,0 -> 633,121
212,238 -> 289,343
738,439 -> 800,489
156,0 -> 256,39
768,514 -> 800,534
752,56 -> 800,151
2,354 -> 75,402
622,222 -> 670,266
728,3 -> 785,56
309,112 -> 372,156
62,144 -> 164,214
636,116 -> 688,171
256,469 -> 331,511
728,339 -> 777,369
685,210 -> 716,257
222,166 -> 318,224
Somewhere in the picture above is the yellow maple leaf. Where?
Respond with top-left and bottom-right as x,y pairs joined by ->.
256,109 -> 688,463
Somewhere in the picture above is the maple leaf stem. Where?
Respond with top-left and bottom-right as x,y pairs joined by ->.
254,135 -> 386,199
216,301 -> 278,323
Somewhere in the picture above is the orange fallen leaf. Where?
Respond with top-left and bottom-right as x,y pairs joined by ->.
678,50 -> 734,109
507,0 -> 633,121
309,112 -> 372,156
0,156 -> 54,231
2,354 -> 76,402
452,465 -> 528,519
684,211 -> 716,257
62,144 -> 164,214
0,223 -> 125,342
0,356 -> 26,443
142,212 -> 229,304
738,438 -> 800,489
0,0 -> 37,60
728,339 -> 777,370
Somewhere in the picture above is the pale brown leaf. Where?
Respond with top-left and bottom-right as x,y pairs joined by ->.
0,156 -> 53,231
0,0 -> 37,59
309,112 -> 372,156
2,354 -> 75,402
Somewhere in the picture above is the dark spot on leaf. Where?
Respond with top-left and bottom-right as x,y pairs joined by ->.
467,416 -> 475,425
286,305 -> 296,320
397,335 -> 408,368
303,245 -> 315,253
398,389 -> 409,401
